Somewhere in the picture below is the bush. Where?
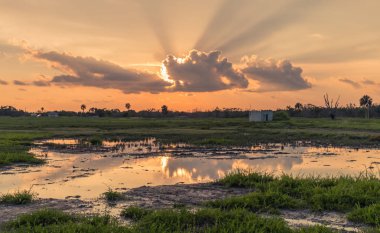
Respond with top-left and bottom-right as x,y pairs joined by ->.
273,111 -> 290,121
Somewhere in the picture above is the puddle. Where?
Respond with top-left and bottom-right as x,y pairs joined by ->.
1,139 -> 380,200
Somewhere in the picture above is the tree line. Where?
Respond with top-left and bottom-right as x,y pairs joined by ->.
287,94 -> 375,119
0,95 -> 376,119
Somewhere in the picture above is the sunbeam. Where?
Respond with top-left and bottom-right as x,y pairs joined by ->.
138,0 -> 174,58
216,0 -> 321,55
193,0 -> 256,52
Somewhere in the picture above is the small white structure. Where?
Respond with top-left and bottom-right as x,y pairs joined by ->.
249,110 -> 273,122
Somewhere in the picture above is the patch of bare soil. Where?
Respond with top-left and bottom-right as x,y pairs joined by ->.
281,210 -> 365,232
119,183 -> 251,208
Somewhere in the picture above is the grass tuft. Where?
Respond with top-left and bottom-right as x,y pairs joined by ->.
0,190 -> 36,205
103,188 -> 124,202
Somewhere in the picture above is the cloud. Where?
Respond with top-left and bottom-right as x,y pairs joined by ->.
0,41 -> 24,56
0,79 -> 8,85
241,56 -> 311,92
163,50 -> 248,92
33,80 -> 51,86
13,80 -> 29,86
339,78 -> 361,88
33,51 -> 172,94
362,79 -> 377,85
29,49 -> 309,94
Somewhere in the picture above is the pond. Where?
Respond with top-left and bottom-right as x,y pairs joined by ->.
1,139 -> 379,199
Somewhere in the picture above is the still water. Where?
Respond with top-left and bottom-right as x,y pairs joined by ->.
1,139 -> 379,199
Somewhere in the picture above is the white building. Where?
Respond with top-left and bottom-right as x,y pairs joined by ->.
249,110 -> 273,122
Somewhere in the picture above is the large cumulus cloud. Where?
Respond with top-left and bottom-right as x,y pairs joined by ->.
241,56 -> 311,92
164,50 -> 248,92
24,49 -> 311,93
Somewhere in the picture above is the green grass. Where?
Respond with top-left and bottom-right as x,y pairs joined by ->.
1,116 -> 380,166
102,188 -> 124,202
0,190 -> 36,205
2,209 -> 131,233
211,170 -> 380,223
1,208 -> 337,233
348,204 -> 380,226
0,132 -> 48,166
121,206 -> 151,221
208,190 -> 302,214
0,151 -> 43,166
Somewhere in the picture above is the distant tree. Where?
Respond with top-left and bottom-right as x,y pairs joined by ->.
81,104 -> 87,113
125,103 -> 131,111
89,107 -> 96,114
161,105 -> 168,116
294,102 -> 303,112
360,95 -> 373,119
41,107 -> 44,113
0,106 -> 27,116
323,93 -> 340,120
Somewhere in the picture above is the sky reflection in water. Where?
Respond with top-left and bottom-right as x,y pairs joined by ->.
1,140 -> 380,199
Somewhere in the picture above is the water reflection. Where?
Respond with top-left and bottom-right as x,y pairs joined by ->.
160,156 -> 304,181
0,140 -> 380,199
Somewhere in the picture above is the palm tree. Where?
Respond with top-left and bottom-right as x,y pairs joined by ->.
125,103 -> 131,111
360,95 -> 373,119
161,105 -> 168,116
81,104 -> 87,114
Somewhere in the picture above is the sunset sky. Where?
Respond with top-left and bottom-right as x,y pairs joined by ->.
1,0 -> 379,112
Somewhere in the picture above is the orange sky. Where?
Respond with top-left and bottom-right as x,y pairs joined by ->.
0,0 -> 380,112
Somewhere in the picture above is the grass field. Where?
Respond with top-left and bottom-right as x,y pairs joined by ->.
1,116 -> 380,166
